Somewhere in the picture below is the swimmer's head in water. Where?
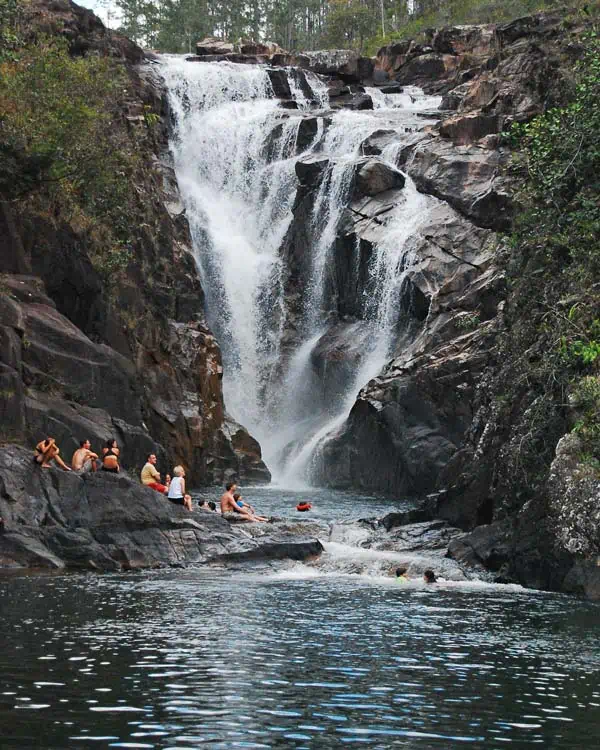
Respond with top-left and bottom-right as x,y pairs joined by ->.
423,569 -> 436,583
396,567 -> 407,577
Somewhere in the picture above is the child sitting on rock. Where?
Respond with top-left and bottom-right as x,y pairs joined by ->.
167,465 -> 193,511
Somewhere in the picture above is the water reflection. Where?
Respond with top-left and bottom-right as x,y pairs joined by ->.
0,570 -> 599,748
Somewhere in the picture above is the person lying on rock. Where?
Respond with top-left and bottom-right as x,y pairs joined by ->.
34,437 -> 71,471
233,492 -> 269,522
220,481 -> 267,522
101,439 -> 120,473
71,439 -> 98,474
141,453 -> 169,494
167,465 -> 193,511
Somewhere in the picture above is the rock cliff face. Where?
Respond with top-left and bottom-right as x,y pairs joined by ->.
0,0 -> 269,489
300,12 -> 599,598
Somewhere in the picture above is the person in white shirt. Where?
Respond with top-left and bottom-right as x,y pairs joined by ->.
167,465 -> 193,511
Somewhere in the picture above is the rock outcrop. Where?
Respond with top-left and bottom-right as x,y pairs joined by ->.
0,0 -> 269,487
0,445 -> 318,570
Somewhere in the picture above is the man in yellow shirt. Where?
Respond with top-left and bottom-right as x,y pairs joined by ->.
141,453 -> 169,494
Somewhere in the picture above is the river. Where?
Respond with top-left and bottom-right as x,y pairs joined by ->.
1,488 -> 599,749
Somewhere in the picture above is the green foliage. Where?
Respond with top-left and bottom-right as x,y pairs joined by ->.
0,36 -> 141,279
570,376 -> 600,461
323,0 -> 378,51
111,0 -> 600,53
504,32 -> 600,470
456,311 -> 481,331
0,0 -> 23,58
365,0 -> 600,54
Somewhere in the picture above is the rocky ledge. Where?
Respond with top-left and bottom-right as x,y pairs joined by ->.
0,445 -> 320,571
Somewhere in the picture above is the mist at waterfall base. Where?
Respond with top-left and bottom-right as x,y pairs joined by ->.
2,567 -> 599,748
161,58 -> 441,486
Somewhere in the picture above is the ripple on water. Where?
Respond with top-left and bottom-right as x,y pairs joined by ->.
0,557 -> 600,749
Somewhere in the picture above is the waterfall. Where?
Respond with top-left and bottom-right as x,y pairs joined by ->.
161,56 -> 442,486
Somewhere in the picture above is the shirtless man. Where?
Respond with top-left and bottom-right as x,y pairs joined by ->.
233,492 -> 269,522
71,439 -> 98,473
220,481 -> 267,522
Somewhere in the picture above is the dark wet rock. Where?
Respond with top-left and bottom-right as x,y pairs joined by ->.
447,522 -> 511,571
240,41 -> 283,56
210,538 -> 324,564
360,129 -> 399,156
266,68 -> 292,98
440,83 -> 472,110
395,53 -> 458,90
380,83 -> 403,94
353,158 -> 405,197
329,89 -> 374,111
371,520 -> 465,553
350,93 -> 374,110
372,67 -> 389,85
295,116 -> 325,153
295,156 -> 330,187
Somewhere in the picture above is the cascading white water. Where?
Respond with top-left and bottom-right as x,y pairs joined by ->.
161,56 -> 442,485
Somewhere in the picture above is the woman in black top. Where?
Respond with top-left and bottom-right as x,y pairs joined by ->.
101,439 -> 120,473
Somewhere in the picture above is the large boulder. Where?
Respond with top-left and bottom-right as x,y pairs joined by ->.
295,155 -> 330,187
397,137 -> 513,231
439,111 -> 505,145
196,37 -> 235,56
302,50 -> 374,82
354,158 -> 406,197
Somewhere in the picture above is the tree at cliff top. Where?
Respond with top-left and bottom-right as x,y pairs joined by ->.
111,0 -> 600,52
0,29 -> 140,278
113,0 -> 405,51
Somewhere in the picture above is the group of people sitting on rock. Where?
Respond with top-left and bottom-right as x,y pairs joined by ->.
140,453 -> 193,511
33,439 -> 268,521
34,437 -> 121,474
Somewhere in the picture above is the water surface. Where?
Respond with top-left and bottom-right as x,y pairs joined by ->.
1,562 -> 599,749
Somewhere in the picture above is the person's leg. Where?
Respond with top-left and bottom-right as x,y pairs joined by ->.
238,507 -> 261,522
52,450 -> 71,471
184,494 -> 193,511
41,446 -> 56,468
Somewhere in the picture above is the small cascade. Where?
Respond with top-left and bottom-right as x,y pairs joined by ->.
162,55 -> 442,484
366,85 -> 445,111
